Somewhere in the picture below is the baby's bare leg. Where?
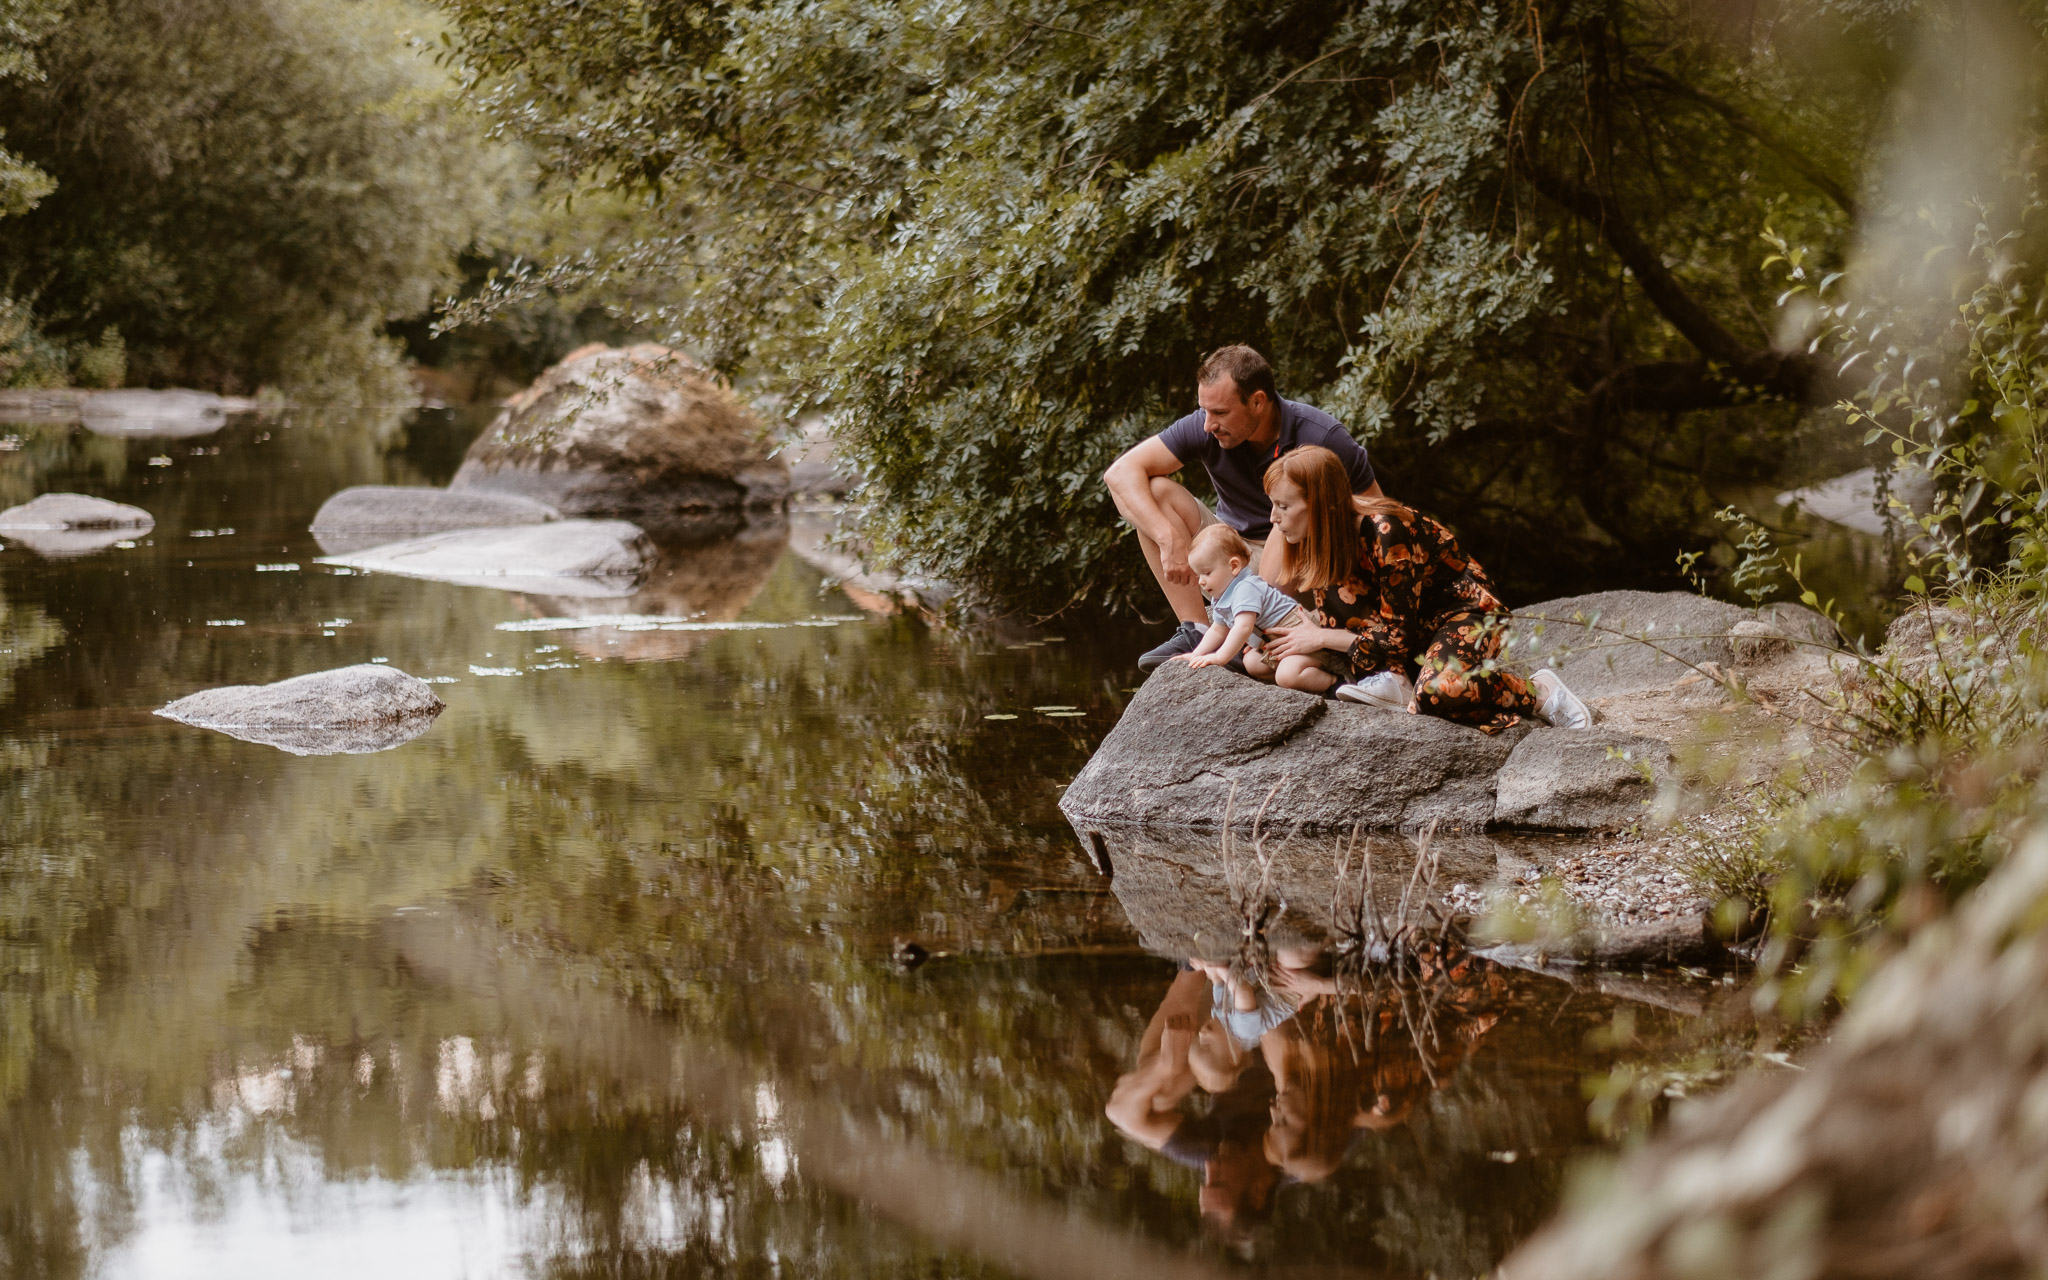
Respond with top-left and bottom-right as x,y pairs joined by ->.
1241,647 -> 1278,682
1276,654 -> 1338,693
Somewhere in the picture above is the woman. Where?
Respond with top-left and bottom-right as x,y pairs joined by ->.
1257,445 -> 1590,733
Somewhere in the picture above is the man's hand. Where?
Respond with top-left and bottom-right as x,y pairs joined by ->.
1160,534 -> 1194,585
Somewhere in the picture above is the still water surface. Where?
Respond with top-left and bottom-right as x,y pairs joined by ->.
3,407 -> 1700,1278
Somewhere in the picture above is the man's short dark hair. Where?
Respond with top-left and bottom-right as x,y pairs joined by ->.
1197,345 -> 1279,407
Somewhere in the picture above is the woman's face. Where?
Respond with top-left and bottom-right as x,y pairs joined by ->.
1268,475 -> 1311,545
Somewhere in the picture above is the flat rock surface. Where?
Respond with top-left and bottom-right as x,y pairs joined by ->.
0,493 -> 154,558
156,664 -> 444,756
1059,662 -> 1522,833
310,485 -> 560,555
316,520 -> 652,598
0,493 -> 155,529
1508,589 -> 1836,698
451,343 -> 787,515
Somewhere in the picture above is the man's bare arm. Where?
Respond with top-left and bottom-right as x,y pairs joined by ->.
1104,437 -> 1196,585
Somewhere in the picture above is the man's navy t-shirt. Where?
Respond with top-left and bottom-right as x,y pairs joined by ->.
1157,398 -> 1376,539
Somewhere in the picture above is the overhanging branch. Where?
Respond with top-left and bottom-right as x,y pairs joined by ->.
1524,165 -> 1754,369
1629,61 -> 1861,220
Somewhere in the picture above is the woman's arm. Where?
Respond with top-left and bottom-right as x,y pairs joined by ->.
1259,621 -> 1358,661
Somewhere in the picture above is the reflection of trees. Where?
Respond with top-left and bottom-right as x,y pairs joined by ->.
0,473 -> 1157,1274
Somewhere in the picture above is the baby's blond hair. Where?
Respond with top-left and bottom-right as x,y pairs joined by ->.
1190,522 -> 1252,568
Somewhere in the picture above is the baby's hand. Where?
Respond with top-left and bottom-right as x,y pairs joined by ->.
1185,653 -> 1230,669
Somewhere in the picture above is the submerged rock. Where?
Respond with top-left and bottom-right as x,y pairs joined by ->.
156,664 -> 444,756
80,388 -> 258,438
0,493 -> 155,558
450,343 -> 788,516
309,485 -> 560,556
315,520 -> 653,598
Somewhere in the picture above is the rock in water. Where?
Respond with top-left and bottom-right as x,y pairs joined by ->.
156,664 -> 444,756
315,520 -> 653,598
0,493 -> 155,558
1059,662 -> 1522,833
449,343 -> 788,517
309,485 -> 560,555
79,388 -> 258,438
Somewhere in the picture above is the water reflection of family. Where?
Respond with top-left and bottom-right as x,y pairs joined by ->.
1105,939 -> 1508,1234
1105,344 -> 1592,731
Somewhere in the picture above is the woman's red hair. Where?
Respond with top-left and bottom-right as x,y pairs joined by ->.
1262,445 -> 1409,591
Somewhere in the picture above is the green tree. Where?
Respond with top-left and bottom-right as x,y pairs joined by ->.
436,0 -> 1901,610
0,0 -> 511,398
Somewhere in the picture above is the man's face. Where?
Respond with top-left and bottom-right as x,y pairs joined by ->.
1198,377 -> 1270,449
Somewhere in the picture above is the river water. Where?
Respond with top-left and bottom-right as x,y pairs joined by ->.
1,406 -> 1711,1278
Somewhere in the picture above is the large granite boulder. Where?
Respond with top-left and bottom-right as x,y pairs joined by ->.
1508,589 -> 1836,697
316,520 -> 652,598
309,485 -> 560,555
450,344 -> 787,517
1060,662 -> 1523,834
1493,727 -> 1668,830
156,664 -> 443,756
0,493 -> 154,558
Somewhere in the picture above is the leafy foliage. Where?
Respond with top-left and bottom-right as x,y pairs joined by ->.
0,0 -> 512,399
436,0 -> 1886,610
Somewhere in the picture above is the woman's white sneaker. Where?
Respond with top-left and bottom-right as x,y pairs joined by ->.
1531,668 -> 1592,729
1335,671 -> 1415,711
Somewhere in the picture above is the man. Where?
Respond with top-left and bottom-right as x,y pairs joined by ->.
1104,344 -> 1383,670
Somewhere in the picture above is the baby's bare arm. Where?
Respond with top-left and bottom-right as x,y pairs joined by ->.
1187,613 -> 1258,668
1172,620 -> 1229,662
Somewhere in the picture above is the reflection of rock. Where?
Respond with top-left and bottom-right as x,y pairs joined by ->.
155,664 -> 444,756
1776,463 -> 1934,536
309,485 -> 560,556
1085,824 -> 1727,972
80,388 -> 259,438
1082,823 -> 1506,961
315,521 -> 652,598
1061,663 -> 1521,834
516,517 -> 791,662
787,510 -> 930,613
0,493 -> 155,558
450,344 -> 788,516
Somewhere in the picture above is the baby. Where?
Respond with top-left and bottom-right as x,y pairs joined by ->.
1172,523 -> 1307,684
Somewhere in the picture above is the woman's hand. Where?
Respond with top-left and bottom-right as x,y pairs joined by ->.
1262,622 -> 1352,660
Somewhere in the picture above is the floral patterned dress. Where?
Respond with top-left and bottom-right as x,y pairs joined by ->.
1289,506 -> 1538,733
